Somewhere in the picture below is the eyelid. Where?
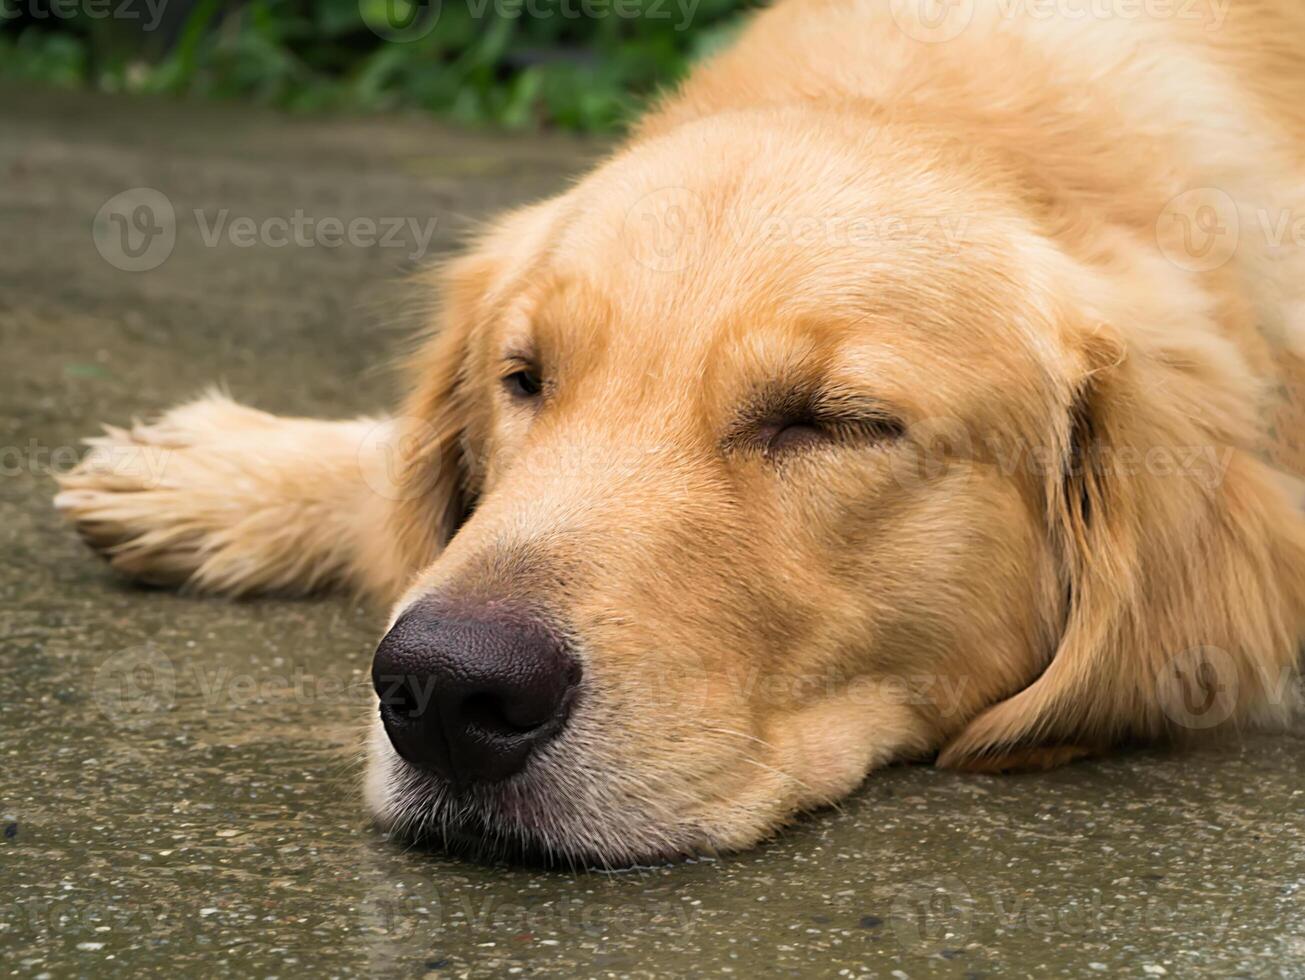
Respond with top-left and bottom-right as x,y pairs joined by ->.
499,353 -> 536,374
812,404 -> 905,436
760,390 -> 902,430
808,385 -> 900,416
725,390 -> 905,453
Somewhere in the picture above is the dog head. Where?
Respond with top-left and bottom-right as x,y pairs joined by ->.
365,106 -> 1305,865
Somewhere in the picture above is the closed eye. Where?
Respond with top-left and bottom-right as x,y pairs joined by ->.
760,420 -> 826,454
731,389 -> 905,458
760,413 -> 904,456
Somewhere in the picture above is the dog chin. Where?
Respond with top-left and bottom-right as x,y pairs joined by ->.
363,721 -> 725,869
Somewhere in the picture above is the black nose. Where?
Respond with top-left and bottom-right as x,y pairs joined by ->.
372,604 -> 581,784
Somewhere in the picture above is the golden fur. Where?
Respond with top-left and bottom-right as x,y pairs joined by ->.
57,0 -> 1305,862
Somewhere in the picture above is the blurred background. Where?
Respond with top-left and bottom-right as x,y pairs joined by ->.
0,0 -> 754,131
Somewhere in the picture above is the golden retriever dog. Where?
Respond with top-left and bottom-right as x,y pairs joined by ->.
56,0 -> 1305,865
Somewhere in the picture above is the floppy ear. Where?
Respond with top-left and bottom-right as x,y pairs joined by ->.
383,199 -> 562,586
939,318 -> 1305,770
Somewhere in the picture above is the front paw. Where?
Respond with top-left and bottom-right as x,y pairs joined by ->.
53,393 -> 275,590
55,418 -> 212,587
55,393 -> 371,597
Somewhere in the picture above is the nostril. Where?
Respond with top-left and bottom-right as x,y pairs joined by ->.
374,662 -> 439,724
380,678 -> 424,721
461,692 -> 542,737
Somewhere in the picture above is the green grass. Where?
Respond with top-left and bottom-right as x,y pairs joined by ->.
0,0 -> 752,132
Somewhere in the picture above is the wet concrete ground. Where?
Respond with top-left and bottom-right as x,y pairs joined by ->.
2,86 -> 1305,978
